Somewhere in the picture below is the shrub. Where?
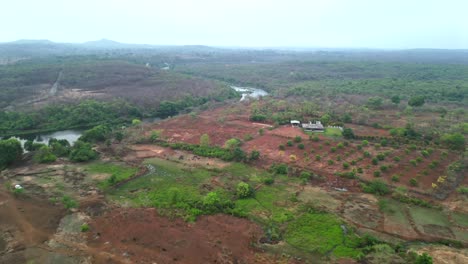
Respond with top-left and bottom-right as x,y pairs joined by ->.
331,147 -> 337,153
337,143 -> 344,149
410,160 -> 417,166
342,128 -> 355,139
429,161 -> 439,169
259,128 -> 264,135
289,154 -> 297,162
81,224 -> 90,232
271,163 -> 288,174
391,174 -> 400,182
244,134 -> 253,141
279,144 -> 285,150
357,168 -> 363,173
200,134 -> 210,146
263,177 -> 274,185
393,156 -> 401,162
373,171 -> 381,177
327,160 -> 334,165
336,155 -> 342,161
249,150 -> 260,160
294,136 -> 302,143
362,140 -> 369,146
224,138 -> 242,150
298,143 -> 305,149
69,141 -> 97,162
380,165 -> 388,172
61,195 -> 78,209
236,182 -> 254,198
315,155 -> 321,161
376,153 -> 385,161
80,125 -> 110,143
362,180 -> 390,195
300,171 -> 312,180
456,186 -> 468,195
34,146 -> 57,163
416,157 -> 423,163
312,135 -> 319,142
372,158 -> 379,165
364,151 -> 371,158
409,178 -> 418,186
0,138 -> 23,169
287,140 -> 293,146
421,150 -> 429,158
343,162 -> 350,169
380,139 -> 388,147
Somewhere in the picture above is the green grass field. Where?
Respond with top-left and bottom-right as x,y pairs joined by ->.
86,162 -> 138,190
324,127 -> 343,137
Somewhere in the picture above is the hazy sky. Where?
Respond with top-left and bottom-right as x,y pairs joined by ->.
1,0 -> 467,49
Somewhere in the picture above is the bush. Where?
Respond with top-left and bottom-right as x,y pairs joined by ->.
441,133 -> 465,151
409,178 -> 418,186
337,143 -> 344,149
362,180 -> 390,195
373,171 -> 381,177
315,155 -> 321,161
263,177 -> 274,185
69,141 -> 98,162
271,163 -> 288,174
0,138 -> 23,169
312,135 -> 320,142
421,150 -> 429,158
393,156 -> 401,162
236,182 -> 254,198
249,150 -> 260,160
327,159 -> 334,165
364,151 -> 371,158
294,136 -> 302,143
287,140 -> 293,146
34,146 -> 57,163
300,171 -> 312,180
80,223 -> 90,232
380,165 -> 388,172
376,153 -> 385,161
342,128 -> 355,139
362,140 -> 369,146
372,158 -> 379,165
357,167 -> 363,173
343,162 -> 350,169
279,144 -> 285,150
331,147 -> 337,153
410,160 -> 417,166
391,174 -> 400,182
61,195 -> 78,209
80,125 -> 110,143
298,143 -> 305,149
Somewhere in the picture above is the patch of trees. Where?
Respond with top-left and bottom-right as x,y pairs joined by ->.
0,138 -> 23,169
0,100 -> 142,136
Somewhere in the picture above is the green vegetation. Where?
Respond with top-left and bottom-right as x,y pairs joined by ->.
0,138 -> 23,169
61,195 -> 78,210
324,127 -> 342,137
80,224 -> 90,232
33,146 -> 57,163
87,162 -> 138,189
285,212 -> 362,258
69,141 -> 97,162
362,180 -> 390,195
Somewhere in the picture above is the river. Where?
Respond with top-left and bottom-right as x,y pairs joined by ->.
5,130 -> 83,150
231,86 -> 269,101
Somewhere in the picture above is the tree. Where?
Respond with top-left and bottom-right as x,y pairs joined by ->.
34,146 -> 57,163
200,134 -> 210,147
367,97 -> 383,109
320,114 -> 331,126
0,138 -> 23,169
342,128 -> 355,139
132,119 -> 141,126
69,141 -> 97,162
249,150 -> 260,160
342,113 -> 352,123
408,96 -> 425,107
236,182 -> 253,198
441,133 -> 465,151
224,138 -> 241,150
80,125 -> 110,143
391,95 -> 401,104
